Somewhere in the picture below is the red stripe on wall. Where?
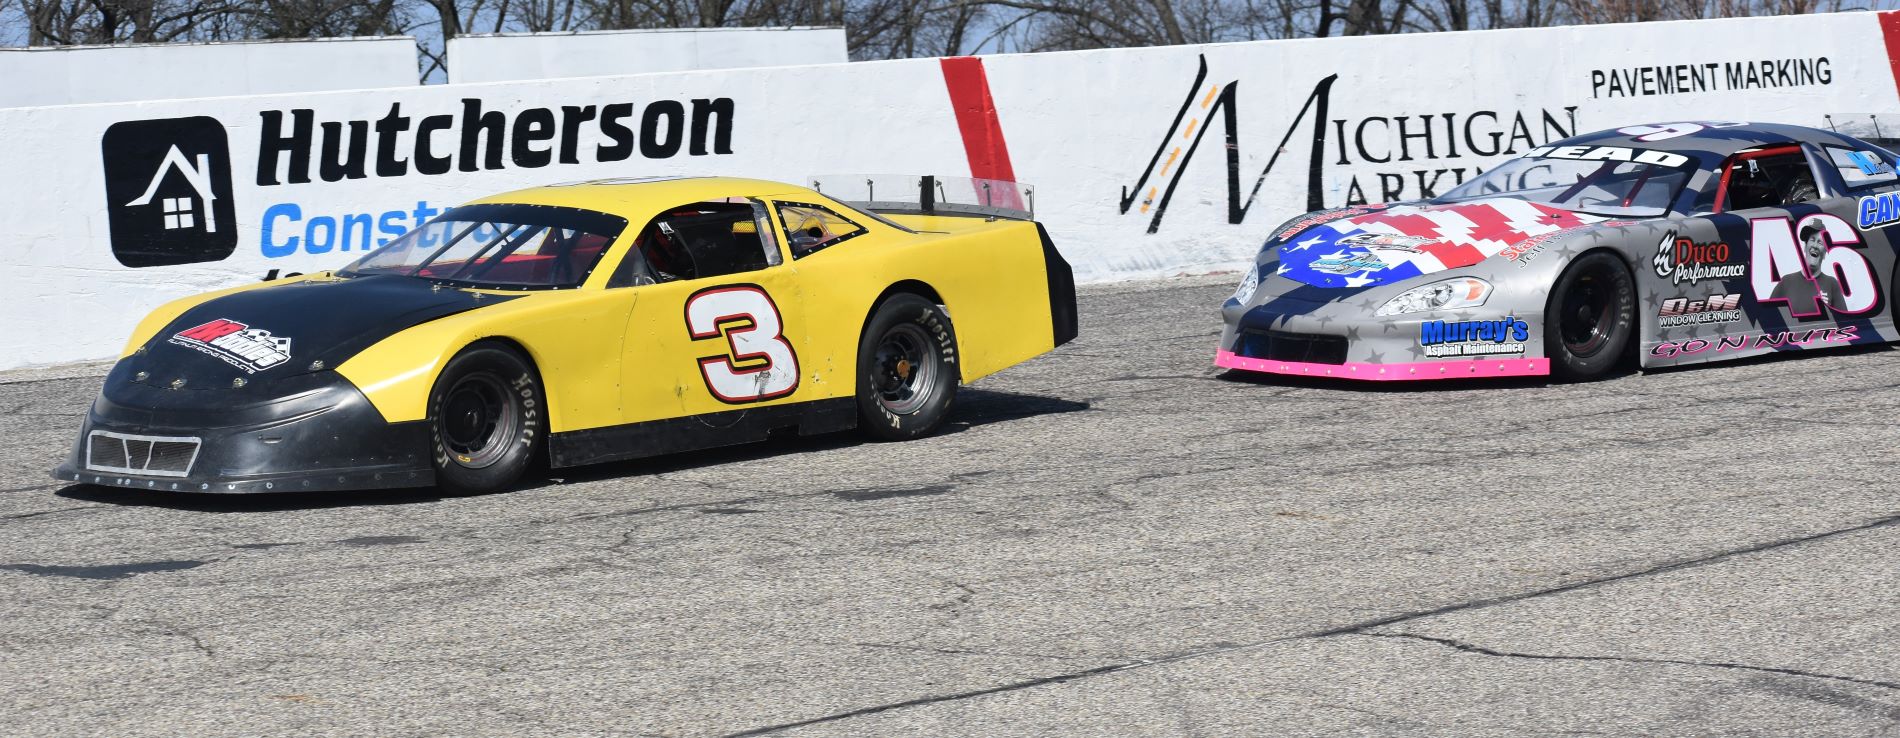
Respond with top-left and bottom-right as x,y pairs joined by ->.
939,56 -> 1019,186
1880,11 -> 1900,99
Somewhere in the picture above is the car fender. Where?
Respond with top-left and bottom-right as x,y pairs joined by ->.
338,288 -> 635,430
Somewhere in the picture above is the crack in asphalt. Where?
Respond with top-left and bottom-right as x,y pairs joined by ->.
1358,632 -> 1900,692
1,504 -> 99,520
718,511 -> 1900,736
180,630 -> 217,659
1296,512 -> 1900,639
851,642 -> 1084,662
720,663 -> 1134,737
0,483 -> 63,494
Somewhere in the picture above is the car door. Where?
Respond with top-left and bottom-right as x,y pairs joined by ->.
615,198 -> 807,424
1713,147 -> 1882,327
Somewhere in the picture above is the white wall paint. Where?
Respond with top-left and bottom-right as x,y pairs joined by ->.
0,12 -> 1891,368
446,27 -> 847,83
0,37 -> 419,109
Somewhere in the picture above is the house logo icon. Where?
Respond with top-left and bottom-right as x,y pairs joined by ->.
101,117 -> 237,268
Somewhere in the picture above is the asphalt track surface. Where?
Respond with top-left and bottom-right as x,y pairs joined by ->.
5,275 -> 1900,737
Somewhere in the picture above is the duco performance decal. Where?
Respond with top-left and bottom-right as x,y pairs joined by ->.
1652,231 -> 1744,285
255,98 -> 735,185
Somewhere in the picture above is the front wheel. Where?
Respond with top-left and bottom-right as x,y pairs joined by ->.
1544,251 -> 1636,382
428,344 -> 544,495
856,294 -> 959,441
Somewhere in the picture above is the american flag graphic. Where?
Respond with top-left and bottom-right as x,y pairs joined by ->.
1277,199 -> 1606,289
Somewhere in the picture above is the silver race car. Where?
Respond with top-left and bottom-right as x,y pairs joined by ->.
1219,121 -> 1900,381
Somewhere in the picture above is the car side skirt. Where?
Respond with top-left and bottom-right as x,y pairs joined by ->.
547,397 -> 858,468
1215,350 -> 1550,381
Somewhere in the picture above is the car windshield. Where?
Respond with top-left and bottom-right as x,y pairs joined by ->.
339,203 -> 628,289
1435,157 -> 1691,217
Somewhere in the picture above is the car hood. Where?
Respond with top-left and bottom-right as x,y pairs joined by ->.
123,275 -> 520,391
1272,198 -> 1610,289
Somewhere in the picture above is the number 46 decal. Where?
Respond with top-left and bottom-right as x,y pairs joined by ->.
1749,213 -> 1881,317
684,285 -> 799,403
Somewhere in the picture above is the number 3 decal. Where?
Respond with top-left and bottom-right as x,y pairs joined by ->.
685,285 -> 799,403
1749,213 -> 1880,317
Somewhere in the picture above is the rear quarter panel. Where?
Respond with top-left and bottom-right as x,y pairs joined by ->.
793,216 -> 1060,389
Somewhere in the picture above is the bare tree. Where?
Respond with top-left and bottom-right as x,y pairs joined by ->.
243,0 -> 411,38
2,0 -> 1892,83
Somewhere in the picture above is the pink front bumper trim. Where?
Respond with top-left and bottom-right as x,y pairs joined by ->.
1214,349 -> 1549,382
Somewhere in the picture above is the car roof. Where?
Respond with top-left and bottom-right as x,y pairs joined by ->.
464,176 -> 816,216
1551,121 -> 1875,169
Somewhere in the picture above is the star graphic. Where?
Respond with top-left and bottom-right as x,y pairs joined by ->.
1364,350 -> 1387,363
1315,314 -> 1337,327
1287,236 -> 1325,253
1277,263 -> 1292,274
1355,297 -> 1381,311
1343,274 -> 1375,288
1406,343 -> 1429,358
1382,321 -> 1401,335
1318,250 -> 1350,261
1345,327 -> 1363,341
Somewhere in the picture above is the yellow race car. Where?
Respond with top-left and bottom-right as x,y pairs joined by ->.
55,176 -> 1077,495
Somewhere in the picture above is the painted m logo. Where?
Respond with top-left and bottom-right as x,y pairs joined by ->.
1118,55 -> 1337,234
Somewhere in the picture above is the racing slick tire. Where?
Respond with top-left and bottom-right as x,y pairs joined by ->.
857,293 -> 959,441
1545,251 -> 1636,382
428,343 -> 545,495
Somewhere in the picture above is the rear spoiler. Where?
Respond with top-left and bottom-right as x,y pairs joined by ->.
809,174 -> 1035,220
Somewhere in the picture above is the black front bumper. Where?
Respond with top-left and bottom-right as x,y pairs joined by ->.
53,366 -> 433,494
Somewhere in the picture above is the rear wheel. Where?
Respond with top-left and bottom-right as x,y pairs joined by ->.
429,344 -> 543,495
1545,252 -> 1636,382
856,294 -> 959,441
